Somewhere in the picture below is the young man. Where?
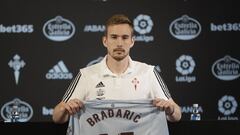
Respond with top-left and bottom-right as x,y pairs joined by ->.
52,14 -> 181,125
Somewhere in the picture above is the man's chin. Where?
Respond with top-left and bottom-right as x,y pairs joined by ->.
113,57 -> 124,61
113,55 -> 127,61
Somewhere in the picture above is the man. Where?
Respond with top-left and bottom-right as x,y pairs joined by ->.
52,14 -> 181,125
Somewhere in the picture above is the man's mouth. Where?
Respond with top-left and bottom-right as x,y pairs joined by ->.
113,49 -> 125,52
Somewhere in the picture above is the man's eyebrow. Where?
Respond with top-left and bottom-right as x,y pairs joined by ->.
110,34 -> 130,37
110,34 -> 118,36
122,34 -> 130,37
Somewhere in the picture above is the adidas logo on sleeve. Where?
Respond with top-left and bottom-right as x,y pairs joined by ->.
46,60 -> 73,79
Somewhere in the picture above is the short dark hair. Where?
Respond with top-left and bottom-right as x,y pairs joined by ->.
104,14 -> 134,36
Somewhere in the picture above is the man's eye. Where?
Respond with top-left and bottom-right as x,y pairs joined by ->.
111,36 -> 117,39
122,36 -> 129,40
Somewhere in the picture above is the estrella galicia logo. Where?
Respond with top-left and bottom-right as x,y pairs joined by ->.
43,16 -> 75,42
218,95 -> 238,116
1,98 -> 33,122
169,15 -> 201,40
212,55 -> 240,81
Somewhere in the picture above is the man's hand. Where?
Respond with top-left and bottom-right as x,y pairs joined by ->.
153,98 -> 174,116
63,99 -> 83,115
53,99 -> 84,123
153,98 -> 182,122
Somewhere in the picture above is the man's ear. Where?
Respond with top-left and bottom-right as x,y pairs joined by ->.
102,36 -> 107,47
130,37 -> 135,48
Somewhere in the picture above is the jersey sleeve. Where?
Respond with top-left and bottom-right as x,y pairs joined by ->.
62,69 -> 87,102
150,66 -> 171,100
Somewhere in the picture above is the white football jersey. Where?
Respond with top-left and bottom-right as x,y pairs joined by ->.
66,100 -> 169,135
62,56 -> 171,102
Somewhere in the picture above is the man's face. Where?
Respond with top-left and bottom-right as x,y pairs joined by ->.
103,24 -> 134,61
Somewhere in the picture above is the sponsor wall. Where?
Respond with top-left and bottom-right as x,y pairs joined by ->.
0,0 -> 239,122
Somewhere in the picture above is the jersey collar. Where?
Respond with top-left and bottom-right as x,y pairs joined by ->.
100,55 -> 134,77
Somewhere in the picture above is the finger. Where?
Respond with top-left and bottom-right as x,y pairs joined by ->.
156,100 -> 170,111
162,101 -> 170,110
166,106 -> 174,115
72,100 -> 84,112
72,99 -> 84,112
156,100 -> 166,107
73,99 -> 84,108
64,103 -> 74,115
156,102 -> 165,111
164,103 -> 174,115
69,101 -> 80,114
153,98 -> 163,105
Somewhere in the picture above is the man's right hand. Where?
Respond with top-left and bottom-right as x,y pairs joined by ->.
63,99 -> 83,115
53,99 -> 83,123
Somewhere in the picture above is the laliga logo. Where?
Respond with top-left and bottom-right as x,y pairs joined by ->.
133,14 -> 154,42
169,15 -> 201,40
134,14 -> 153,34
43,16 -> 75,42
176,55 -> 195,75
218,95 -> 238,116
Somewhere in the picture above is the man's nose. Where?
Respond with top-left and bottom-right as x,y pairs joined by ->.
116,38 -> 123,47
